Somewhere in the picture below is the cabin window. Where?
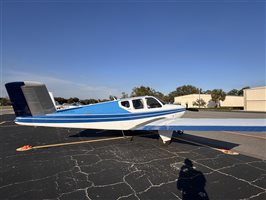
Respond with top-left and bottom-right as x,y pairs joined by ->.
146,97 -> 162,108
132,99 -> 144,109
121,101 -> 130,108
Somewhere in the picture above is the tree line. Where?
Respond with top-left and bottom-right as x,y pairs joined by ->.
129,85 -> 249,106
0,85 -> 249,106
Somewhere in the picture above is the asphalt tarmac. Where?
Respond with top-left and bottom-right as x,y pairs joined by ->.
0,112 -> 265,200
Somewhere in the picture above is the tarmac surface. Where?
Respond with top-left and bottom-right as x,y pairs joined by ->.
0,111 -> 266,200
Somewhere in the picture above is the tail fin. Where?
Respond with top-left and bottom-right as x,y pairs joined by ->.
5,81 -> 56,117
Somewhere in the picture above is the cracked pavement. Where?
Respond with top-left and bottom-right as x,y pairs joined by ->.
0,114 -> 265,200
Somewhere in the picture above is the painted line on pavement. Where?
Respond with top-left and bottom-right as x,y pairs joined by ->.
16,132 -> 158,152
17,136 -> 132,151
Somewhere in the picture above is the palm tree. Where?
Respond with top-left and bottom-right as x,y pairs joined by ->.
211,89 -> 226,108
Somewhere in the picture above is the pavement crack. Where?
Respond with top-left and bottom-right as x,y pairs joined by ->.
116,194 -> 135,200
250,174 -> 266,184
246,161 -> 266,172
241,191 -> 266,200
138,177 -> 177,195
171,192 -> 182,200
93,181 -> 125,188
122,170 -> 141,200
195,153 -> 224,161
194,160 -> 266,191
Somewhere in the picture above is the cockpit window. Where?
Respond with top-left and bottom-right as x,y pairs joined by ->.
146,97 -> 162,108
132,99 -> 144,109
121,101 -> 130,108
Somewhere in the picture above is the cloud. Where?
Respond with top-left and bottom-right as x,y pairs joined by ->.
1,70 -> 121,99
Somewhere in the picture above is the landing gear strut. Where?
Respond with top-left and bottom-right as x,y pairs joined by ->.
158,130 -> 184,146
159,137 -> 172,146
158,130 -> 173,146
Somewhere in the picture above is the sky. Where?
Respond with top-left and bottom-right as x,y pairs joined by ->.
1,0 -> 265,99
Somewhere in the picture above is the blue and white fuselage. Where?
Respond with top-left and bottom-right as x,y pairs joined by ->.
5,81 -> 266,144
15,96 -> 186,130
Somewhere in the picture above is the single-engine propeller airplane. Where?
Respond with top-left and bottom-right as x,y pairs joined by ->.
5,81 -> 266,145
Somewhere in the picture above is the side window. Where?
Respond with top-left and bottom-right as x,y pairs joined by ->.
132,99 -> 144,109
146,97 -> 162,108
121,101 -> 130,108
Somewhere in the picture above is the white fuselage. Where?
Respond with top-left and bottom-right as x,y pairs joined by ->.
17,110 -> 185,130
16,99 -> 185,130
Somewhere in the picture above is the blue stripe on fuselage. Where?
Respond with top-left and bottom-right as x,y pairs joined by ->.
37,108 -> 185,118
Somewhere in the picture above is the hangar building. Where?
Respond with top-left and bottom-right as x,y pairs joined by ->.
174,94 -> 244,108
174,86 -> 266,112
244,86 -> 266,112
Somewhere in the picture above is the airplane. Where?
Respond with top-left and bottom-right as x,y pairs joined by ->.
5,81 -> 266,145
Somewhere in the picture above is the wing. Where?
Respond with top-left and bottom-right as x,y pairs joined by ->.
136,118 -> 266,132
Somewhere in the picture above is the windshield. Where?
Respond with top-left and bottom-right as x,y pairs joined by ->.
146,97 -> 162,108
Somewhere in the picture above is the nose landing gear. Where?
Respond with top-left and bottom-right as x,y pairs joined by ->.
158,130 -> 184,146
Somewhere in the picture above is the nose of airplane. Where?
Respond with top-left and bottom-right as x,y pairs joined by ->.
164,104 -> 185,111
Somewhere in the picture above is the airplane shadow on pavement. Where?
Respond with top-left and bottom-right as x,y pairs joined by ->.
70,130 -> 239,151
69,129 -> 127,138
173,133 -> 239,150
177,158 -> 209,200
70,129 -> 156,138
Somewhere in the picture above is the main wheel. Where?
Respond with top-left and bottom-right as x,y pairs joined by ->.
173,130 -> 184,135
159,137 -> 171,146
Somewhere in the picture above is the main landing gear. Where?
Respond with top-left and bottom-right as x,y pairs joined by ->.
173,130 -> 184,135
158,130 -> 184,146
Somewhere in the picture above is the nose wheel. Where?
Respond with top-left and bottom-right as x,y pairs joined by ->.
158,130 -> 173,146
159,137 -> 172,146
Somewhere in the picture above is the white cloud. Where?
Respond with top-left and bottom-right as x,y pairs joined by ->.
1,70 -> 121,99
